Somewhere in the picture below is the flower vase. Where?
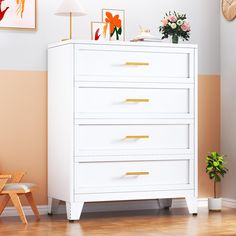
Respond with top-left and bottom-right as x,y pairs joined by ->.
172,34 -> 179,44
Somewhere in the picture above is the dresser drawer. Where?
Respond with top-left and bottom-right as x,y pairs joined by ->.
75,86 -> 193,119
75,160 -> 192,193
75,123 -> 193,156
75,48 -> 192,80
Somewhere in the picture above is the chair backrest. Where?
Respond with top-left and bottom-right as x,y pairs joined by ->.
11,172 -> 26,183
0,172 -> 25,192
0,175 -> 11,192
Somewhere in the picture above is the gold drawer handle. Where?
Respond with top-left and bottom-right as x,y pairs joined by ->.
125,62 -> 150,66
126,99 -> 150,103
126,136 -> 150,139
126,172 -> 150,176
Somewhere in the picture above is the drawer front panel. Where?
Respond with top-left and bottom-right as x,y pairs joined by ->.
75,87 -> 192,118
75,160 -> 192,193
75,49 -> 191,79
75,124 -> 192,155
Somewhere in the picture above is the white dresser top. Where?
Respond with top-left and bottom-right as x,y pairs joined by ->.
48,40 -> 198,49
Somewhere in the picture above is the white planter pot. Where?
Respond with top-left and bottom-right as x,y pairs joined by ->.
208,197 -> 222,211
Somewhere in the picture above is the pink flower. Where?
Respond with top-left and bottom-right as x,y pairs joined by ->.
161,18 -> 168,26
168,15 -> 177,22
181,23 -> 190,32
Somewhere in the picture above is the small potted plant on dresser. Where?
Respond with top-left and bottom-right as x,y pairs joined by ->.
206,152 -> 229,211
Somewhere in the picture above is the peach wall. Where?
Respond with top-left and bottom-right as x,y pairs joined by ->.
0,71 -> 47,205
0,71 -> 220,205
198,75 -> 221,197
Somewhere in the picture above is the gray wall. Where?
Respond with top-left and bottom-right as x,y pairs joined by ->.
221,4 -> 236,199
0,0 -> 220,74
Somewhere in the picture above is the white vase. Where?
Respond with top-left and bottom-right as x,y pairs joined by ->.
208,197 -> 222,211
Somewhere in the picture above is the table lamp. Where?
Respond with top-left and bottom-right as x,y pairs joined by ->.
55,0 -> 87,40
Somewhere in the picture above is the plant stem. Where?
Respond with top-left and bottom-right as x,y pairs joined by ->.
115,27 -> 119,40
111,28 -> 115,38
214,180 -> 216,198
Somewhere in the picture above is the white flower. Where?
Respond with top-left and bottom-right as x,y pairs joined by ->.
168,22 -> 172,26
171,23 -> 177,29
177,19 -> 183,26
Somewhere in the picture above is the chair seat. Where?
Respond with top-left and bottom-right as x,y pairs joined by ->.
3,183 -> 36,191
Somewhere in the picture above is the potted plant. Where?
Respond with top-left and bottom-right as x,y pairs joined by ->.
206,152 -> 228,211
159,11 -> 191,44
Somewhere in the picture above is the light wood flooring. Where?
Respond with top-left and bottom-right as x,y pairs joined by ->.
1,207 -> 236,236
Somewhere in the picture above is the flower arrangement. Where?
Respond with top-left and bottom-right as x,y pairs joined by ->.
159,11 -> 191,43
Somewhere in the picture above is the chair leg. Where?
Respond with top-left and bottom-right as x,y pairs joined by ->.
9,193 -> 28,224
0,195 -> 10,215
25,192 -> 40,221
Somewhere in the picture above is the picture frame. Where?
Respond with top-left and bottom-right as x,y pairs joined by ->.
102,9 -> 125,41
0,0 -> 37,30
91,21 -> 110,41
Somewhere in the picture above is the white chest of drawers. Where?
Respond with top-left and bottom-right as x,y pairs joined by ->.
48,41 -> 198,220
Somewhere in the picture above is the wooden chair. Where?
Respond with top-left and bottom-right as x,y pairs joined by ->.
0,172 -> 40,224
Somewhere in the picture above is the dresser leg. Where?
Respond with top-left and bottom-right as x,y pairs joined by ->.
185,197 -> 198,215
158,199 -> 172,209
48,197 -> 60,215
66,202 -> 84,221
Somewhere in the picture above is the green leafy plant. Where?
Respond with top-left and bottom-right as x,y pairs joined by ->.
206,152 -> 228,198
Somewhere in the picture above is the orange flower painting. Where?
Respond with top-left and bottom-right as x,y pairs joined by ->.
102,9 -> 125,41
0,0 -> 36,29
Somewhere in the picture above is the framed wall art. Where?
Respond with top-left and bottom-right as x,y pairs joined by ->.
91,21 -> 110,41
0,0 -> 36,30
102,9 -> 125,41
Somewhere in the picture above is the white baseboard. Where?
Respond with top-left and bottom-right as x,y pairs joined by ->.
1,205 -> 49,217
3,198 -> 235,218
1,198 -> 208,217
222,198 -> 236,208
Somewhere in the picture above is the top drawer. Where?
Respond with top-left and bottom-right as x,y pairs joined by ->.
75,46 -> 194,83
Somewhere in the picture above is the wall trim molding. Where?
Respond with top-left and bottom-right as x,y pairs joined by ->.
222,198 -> 236,208
1,198 -> 208,217
3,198 -> 236,217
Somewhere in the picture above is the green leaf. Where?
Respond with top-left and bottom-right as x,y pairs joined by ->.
213,161 -> 219,166
111,27 -> 116,37
210,173 -> 215,179
117,27 -> 122,35
206,167 -> 213,171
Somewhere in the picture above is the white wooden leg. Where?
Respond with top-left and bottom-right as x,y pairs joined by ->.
48,197 -> 60,215
66,202 -> 84,221
185,197 -> 198,215
158,199 -> 172,209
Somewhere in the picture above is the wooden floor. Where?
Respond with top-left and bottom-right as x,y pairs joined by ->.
1,207 -> 236,236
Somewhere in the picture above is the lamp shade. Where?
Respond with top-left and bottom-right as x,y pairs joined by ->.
55,0 -> 87,16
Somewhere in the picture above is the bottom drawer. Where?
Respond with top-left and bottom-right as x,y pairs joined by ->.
75,160 -> 193,194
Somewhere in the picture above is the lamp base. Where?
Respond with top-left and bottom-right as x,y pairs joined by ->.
61,38 -> 71,41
